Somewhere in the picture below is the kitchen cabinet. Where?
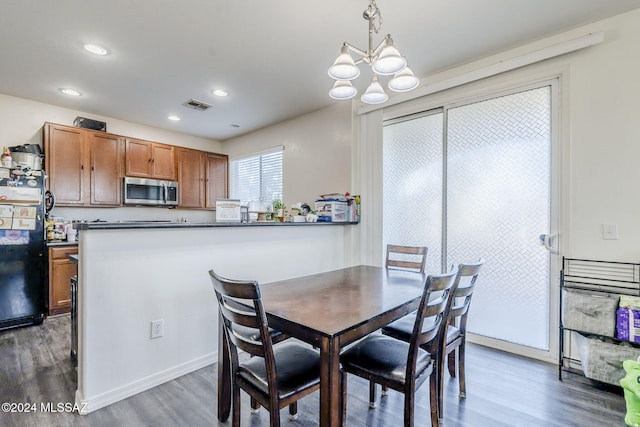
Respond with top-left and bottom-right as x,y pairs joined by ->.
177,147 -> 205,208
205,152 -> 228,208
177,149 -> 228,209
44,123 -> 124,206
125,138 -> 176,180
48,245 -> 78,315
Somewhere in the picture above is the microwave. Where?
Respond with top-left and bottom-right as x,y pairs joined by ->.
123,177 -> 178,206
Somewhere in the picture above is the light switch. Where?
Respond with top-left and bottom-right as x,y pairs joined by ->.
603,224 -> 618,240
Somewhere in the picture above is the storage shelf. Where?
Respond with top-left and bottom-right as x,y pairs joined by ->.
559,257 -> 640,384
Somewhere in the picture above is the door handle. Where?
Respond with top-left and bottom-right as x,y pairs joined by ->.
539,233 -> 558,253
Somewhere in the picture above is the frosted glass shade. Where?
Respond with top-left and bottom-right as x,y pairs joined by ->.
329,80 -> 357,100
361,77 -> 388,104
328,48 -> 360,80
372,45 -> 407,75
388,67 -> 420,92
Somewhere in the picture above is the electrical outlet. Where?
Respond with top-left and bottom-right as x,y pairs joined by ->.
150,319 -> 164,339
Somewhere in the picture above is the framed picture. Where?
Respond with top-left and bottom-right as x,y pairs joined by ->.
216,198 -> 241,222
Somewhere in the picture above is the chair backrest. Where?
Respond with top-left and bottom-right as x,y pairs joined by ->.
449,259 -> 484,330
209,270 -> 278,384
406,267 -> 458,373
385,244 -> 428,273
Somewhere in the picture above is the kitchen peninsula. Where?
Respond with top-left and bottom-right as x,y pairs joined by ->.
73,220 -> 357,413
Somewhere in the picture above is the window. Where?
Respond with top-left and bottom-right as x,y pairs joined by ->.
229,146 -> 283,205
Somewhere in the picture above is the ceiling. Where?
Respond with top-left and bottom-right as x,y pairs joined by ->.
1,1 -> 639,141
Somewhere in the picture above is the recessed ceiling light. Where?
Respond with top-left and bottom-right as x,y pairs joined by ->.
212,89 -> 229,97
84,43 -> 109,55
59,88 -> 82,96
168,115 -> 181,121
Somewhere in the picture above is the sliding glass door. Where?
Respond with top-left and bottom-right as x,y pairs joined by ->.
383,82 -> 558,358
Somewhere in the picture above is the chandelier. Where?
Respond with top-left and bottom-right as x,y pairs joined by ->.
328,0 -> 419,104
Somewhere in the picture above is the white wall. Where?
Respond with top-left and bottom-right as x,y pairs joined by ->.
222,102 -> 353,209
76,224 -> 350,412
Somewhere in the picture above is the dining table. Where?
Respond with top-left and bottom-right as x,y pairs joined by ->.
216,265 -> 426,427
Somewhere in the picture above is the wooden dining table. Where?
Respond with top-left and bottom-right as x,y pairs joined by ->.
217,265 -> 426,427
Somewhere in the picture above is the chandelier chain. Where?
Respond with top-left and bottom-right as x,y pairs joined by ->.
369,0 -> 383,34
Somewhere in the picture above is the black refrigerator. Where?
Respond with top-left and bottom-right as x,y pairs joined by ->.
0,167 -> 46,330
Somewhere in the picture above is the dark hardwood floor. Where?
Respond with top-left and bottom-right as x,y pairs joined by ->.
0,315 -> 626,426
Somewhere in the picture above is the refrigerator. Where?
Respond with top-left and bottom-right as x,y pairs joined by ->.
0,167 -> 46,330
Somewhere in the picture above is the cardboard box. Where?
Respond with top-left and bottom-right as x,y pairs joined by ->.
617,307 -> 640,343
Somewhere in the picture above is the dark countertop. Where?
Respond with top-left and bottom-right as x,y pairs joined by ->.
75,221 -> 358,231
47,241 -> 79,247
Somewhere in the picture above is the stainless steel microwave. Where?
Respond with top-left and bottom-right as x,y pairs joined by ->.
123,177 -> 178,206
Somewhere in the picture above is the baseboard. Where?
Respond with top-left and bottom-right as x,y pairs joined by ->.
76,351 -> 217,414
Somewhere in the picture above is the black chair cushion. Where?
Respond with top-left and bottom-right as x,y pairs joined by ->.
446,325 -> 461,345
340,335 -> 432,385
381,315 -> 439,343
232,324 -> 288,344
238,341 -> 320,400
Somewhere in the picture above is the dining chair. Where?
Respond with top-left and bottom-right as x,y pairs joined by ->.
444,259 -> 484,398
340,268 -> 458,427
371,244 -> 428,404
381,259 -> 484,423
386,244 -> 428,273
209,270 -> 321,427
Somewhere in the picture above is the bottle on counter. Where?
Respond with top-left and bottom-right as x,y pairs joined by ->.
2,147 -> 12,168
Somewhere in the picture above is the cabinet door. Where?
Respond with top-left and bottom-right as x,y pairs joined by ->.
177,148 -> 205,208
151,143 -> 176,180
90,132 -> 124,206
44,123 -> 88,205
48,247 -> 78,315
205,153 -> 228,208
125,138 -> 152,177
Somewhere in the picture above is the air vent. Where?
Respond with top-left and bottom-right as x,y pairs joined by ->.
182,98 -> 213,111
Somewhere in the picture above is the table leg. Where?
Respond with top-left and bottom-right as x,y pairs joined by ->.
217,311 -> 231,421
319,336 -> 342,426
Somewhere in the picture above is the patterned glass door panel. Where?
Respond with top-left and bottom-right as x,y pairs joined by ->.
383,112 -> 443,275
447,87 -> 551,350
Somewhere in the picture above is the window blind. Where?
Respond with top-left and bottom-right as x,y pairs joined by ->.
229,146 -> 283,205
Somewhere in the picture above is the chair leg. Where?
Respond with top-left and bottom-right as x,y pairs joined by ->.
369,381 -> 377,408
429,373 -> 438,427
341,370 -> 348,425
250,397 -> 260,413
288,402 -> 298,420
269,405 -> 281,427
447,349 -> 456,378
404,383 -> 415,427
437,357 -> 445,425
232,384 -> 241,427
459,341 -> 467,398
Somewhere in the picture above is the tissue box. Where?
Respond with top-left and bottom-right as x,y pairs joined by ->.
315,200 -> 347,222
617,307 -> 640,343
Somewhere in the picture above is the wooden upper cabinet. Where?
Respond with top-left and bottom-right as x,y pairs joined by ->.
205,152 -> 228,208
45,123 -> 88,205
177,147 -> 205,209
125,138 -> 176,180
44,123 -> 123,207
89,132 -> 123,205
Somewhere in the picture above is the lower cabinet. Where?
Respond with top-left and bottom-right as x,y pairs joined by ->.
48,246 -> 78,315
